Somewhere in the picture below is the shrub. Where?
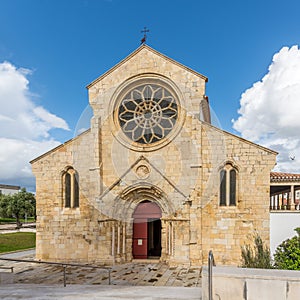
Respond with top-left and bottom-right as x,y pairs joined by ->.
274,228 -> 300,270
241,232 -> 273,269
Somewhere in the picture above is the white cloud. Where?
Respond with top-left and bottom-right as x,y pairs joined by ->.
0,61 -> 70,190
233,45 -> 300,172
33,106 -> 69,131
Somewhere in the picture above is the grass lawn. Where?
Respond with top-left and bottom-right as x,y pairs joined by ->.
0,232 -> 36,253
0,217 -> 35,224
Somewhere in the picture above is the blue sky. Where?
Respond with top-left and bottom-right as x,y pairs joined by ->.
1,0 -> 300,191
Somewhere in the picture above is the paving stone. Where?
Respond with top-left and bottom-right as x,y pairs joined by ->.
1,252 -> 202,288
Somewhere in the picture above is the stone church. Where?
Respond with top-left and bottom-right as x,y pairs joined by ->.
31,45 -> 277,266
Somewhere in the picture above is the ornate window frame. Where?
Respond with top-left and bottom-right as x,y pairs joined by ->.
110,74 -> 185,152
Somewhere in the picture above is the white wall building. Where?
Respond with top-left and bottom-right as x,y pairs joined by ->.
270,172 -> 300,255
0,184 -> 20,195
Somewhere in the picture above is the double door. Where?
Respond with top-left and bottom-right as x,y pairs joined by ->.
132,202 -> 162,259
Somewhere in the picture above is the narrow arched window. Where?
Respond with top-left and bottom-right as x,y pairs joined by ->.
220,170 -> 227,206
65,173 -> 71,208
229,169 -> 236,206
219,164 -> 238,206
63,167 -> 79,208
73,173 -> 79,208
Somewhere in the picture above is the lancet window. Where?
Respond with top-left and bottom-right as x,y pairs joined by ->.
63,167 -> 79,208
219,164 -> 237,206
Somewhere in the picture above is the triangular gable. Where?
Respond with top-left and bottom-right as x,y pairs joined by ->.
98,155 -> 188,201
86,44 -> 208,89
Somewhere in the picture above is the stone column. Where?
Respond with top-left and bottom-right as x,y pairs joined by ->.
111,225 -> 115,259
122,224 -> 126,255
270,195 -> 274,210
291,185 -> 295,210
117,223 -> 121,255
171,222 -> 174,256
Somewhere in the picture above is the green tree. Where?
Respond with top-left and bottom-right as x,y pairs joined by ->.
0,188 -> 35,228
274,228 -> 300,270
241,232 -> 273,269
0,193 -> 11,218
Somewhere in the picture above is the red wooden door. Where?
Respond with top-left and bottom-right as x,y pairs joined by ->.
132,218 -> 148,259
132,202 -> 162,259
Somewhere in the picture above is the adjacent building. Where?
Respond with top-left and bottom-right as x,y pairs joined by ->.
0,184 -> 20,195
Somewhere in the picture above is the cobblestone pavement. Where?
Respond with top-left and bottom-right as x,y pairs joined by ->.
0,251 -> 202,287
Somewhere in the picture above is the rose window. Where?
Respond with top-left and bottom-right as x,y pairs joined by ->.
118,84 -> 178,144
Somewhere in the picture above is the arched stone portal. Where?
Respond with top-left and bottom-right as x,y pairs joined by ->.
132,201 -> 162,259
108,183 -> 178,263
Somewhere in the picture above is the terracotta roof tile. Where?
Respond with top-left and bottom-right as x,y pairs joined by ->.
271,172 -> 300,182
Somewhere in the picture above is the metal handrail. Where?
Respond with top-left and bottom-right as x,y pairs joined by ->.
0,257 -> 111,287
208,250 -> 216,300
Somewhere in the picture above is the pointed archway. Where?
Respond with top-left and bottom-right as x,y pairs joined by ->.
132,201 -> 162,259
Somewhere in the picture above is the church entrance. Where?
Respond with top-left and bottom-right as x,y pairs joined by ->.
132,201 -> 162,259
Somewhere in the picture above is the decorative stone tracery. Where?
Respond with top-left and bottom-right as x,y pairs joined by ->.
118,84 -> 178,144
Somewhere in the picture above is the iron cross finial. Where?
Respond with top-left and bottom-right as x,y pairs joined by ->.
140,27 -> 149,44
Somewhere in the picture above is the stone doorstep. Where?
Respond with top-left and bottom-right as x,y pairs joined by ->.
132,259 -> 160,263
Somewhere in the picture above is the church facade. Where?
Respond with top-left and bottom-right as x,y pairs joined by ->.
31,45 -> 277,266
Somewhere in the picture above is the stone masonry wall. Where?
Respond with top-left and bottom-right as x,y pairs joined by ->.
199,123 -> 276,265
31,46 -> 277,266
